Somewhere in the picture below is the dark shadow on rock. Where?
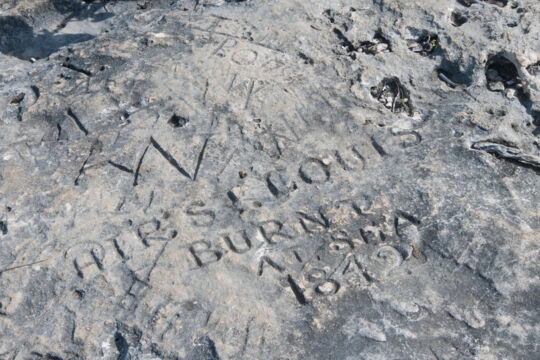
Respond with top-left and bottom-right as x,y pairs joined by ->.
0,15 -> 94,60
52,0 -> 87,14
438,57 -> 475,87
52,0 -> 116,32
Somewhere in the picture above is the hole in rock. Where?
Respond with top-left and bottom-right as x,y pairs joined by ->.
359,31 -> 391,55
370,77 -> 413,115
451,11 -> 468,26
408,33 -> 439,56
168,113 -> 188,128
485,54 -> 521,91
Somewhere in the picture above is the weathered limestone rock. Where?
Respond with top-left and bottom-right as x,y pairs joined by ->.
0,1 -> 538,359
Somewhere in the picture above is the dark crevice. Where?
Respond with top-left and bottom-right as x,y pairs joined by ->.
114,331 -> 130,360
62,58 -> 92,77
451,11 -> 468,26
485,54 -> 521,91
298,52 -> 314,64
226,190 -> 239,204
359,31 -> 391,55
0,220 -> 7,235
168,113 -> 188,128
457,0 -> 477,6
323,9 -> 336,23
56,123 -> 62,141
332,28 -> 356,58
370,77 -> 413,115
483,0 -> 507,7
485,54 -> 539,134
16,106 -> 23,122
408,33 -> 439,56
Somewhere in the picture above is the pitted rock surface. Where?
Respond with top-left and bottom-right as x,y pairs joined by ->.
0,1 -> 539,359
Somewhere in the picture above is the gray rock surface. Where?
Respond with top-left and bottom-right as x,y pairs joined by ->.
0,0 -> 539,359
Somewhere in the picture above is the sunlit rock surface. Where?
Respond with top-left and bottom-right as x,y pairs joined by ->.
0,1 -> 539,359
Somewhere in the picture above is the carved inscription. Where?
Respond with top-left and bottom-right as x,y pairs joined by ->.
174,195 -> 422,305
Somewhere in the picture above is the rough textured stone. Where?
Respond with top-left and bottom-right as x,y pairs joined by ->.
0,1 -> 539,359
